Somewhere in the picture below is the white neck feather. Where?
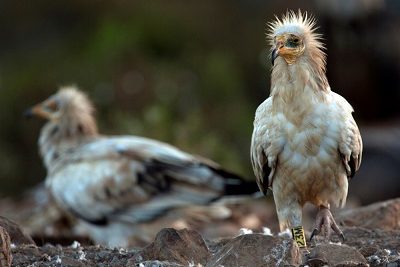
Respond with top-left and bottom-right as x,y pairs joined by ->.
39,120 -> 98,171
270,57 -> 330,123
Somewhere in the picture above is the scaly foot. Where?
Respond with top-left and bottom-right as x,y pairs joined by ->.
310,206 -> 344,242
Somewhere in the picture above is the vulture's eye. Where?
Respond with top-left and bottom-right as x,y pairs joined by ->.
43,99 -> 59,112
286,37 -> 300,48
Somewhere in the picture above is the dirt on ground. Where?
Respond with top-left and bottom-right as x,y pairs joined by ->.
1,195 -> 400,266
8,226 -> 400,267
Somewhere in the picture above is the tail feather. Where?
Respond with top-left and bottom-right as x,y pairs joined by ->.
223,178 -> 261,196
142,157 -> 260,197
206,165 -> 260,196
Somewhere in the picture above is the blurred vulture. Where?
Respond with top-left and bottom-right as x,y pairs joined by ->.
26,86 -> 258,247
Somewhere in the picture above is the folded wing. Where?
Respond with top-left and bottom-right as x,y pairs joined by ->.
333,93 -> 363,178
47,136 -> 254,225
250,98 -> 282,195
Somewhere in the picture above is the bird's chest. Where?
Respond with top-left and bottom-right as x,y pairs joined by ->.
273,103 -> 341,171
269,100 -> 348,206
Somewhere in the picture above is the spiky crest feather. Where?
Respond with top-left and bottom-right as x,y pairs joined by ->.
55,86 -> 98,137
267,10 -> 329,91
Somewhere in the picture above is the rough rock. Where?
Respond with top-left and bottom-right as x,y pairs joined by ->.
331,227 -> 400,253
128,260 -> 183,267
360,246 -> 400,267
338,198 -> 400,230
326,226 -> 400,266
206,233 -> 301,267
11,244 -> 138,266
307,243 -> 368,267
7,225 -> 400,266
0,226 -> 12,267
130,228 -> 211,266
5,198 -> 400,266
0,216 -> 35,245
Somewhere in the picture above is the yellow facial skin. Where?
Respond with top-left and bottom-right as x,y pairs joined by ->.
274,34 -> 305,65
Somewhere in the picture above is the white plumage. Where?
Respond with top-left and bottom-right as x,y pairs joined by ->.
27,86 -> 257,247
250,11 -> 362,240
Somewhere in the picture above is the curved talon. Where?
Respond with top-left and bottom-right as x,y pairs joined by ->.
310,228 -> 320,241
330,216 -> 345,242
311,206 -> 344,241
339,233 -> 345,243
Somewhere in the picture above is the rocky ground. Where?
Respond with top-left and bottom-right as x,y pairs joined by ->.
0,198 -> 399,266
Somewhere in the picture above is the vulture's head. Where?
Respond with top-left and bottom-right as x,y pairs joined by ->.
25,86 -> 98,140
268,10 -> 326,70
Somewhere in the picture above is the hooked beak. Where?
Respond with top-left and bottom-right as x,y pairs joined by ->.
23,99 -> 57,120
23,108 -> 34,118
23,104 -> 50,119
271,39 -> 285,66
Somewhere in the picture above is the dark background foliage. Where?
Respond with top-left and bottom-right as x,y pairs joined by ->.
0,0 -> 399,204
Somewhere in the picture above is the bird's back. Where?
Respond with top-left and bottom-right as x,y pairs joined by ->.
47,135 -> 257,225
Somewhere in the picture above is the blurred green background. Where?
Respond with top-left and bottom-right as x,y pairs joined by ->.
0,0 -> 399,204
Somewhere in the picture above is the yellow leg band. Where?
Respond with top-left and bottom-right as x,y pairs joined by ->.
291,226 -> 307,248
